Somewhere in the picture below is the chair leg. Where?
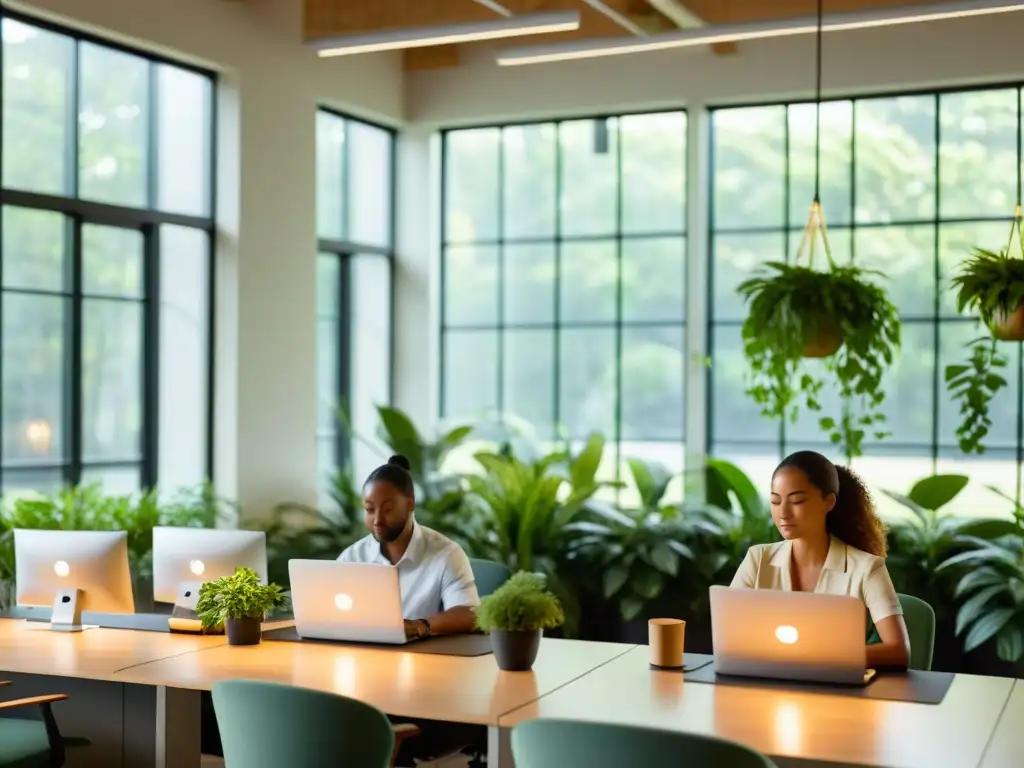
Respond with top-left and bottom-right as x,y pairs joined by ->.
39,702 -> 66,768
390,722 -> 422,767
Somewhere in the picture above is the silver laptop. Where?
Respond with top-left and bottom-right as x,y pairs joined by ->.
709,585 -> 874,685
289,560 -> 406,644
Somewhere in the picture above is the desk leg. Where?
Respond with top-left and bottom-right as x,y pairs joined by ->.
153,686 -> 201,768
488,726 -> 514,768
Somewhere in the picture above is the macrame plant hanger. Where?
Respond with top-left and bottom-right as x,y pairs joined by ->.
794,0 -> 834,271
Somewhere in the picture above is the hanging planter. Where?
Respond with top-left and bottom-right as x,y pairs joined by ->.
735,1 -> 901,461
945,207 -> 1024,454
737,202 -> 901,460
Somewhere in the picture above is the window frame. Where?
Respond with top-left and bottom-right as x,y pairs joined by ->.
438,110 -> 689,486
316,107 -> 397,476
0,7 -> 217,491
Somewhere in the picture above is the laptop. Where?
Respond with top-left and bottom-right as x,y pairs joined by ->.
709,585 -> 875,685
289,560 -> 407,644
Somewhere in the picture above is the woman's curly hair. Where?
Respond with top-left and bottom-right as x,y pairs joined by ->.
775,451 -> 888,557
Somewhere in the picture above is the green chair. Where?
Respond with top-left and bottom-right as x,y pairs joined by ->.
212,679 -> 394,768
898,593 -> 936,671
470,558 -> 511,598
512,720 -> 777,768
0,681 -> 69,767
865,593 -> 936,671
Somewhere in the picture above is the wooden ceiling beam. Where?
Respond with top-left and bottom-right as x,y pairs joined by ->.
681,0 -> 949,24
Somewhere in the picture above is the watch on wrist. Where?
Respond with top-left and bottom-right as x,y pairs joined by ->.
419,619 -> 431,638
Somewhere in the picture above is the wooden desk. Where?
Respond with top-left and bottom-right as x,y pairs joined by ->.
114,636 -> 634,722
0,617 -> 226,679
499,647 -> 1014,768
980,680 -> 1024,768
0,617 -> 229,768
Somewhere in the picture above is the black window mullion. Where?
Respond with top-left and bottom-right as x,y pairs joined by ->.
68,38 -> 80,199
68,218 -> 84,487
613,118 -> 624,493
146,61 -> 159,211
931,93 -> 942,473
336,255 -> 352,473
496,128 -> 506,420
552,123 -> 562,444
141,224 -> 160,490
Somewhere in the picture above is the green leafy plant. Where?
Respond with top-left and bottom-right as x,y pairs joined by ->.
0,482 -> 224,611
935,486 -> 1024,662
465,433 -> 613,635
883,475 -> 1019,618
260,468 -> 365,588
565,458 -> 694,622
196,567 -> 288,630
737,261 -> 900,460
945,233 -> 1024,454
475,571 -> 564,633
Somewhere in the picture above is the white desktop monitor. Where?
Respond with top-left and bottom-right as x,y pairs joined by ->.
14,529 -> 135,614
152,527 -> 267,604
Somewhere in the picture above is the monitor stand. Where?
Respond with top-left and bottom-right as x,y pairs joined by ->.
50,588 -> 84,632
167,580 -> 221,634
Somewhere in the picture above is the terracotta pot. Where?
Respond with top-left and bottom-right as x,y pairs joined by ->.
225,616 -> 262,646
802,322 -> 843,358
992,304 -> 1024,341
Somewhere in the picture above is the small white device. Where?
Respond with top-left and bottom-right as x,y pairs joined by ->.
15,529 -> 135,631
709,585 -> 875,685
289,560 -> 406,644
152,527 -> 267,605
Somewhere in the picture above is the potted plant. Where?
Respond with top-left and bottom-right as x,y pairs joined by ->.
475,571 -> 564,671
196,567 -> 288,646
737,241 -> 901,460
945,209 -> 1024,454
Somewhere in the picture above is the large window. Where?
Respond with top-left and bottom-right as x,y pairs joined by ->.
0,11 -> 214,495
440,113 -> 688,500
709,88 -> 1024,513
316,110 -> 395,491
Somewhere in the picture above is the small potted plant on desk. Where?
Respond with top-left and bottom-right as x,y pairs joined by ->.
475,572 -> 564,671
196,567 -> 288,646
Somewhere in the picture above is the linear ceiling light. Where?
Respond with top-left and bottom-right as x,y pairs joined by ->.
313,11 -> 580,57
495,0 -> 1024,65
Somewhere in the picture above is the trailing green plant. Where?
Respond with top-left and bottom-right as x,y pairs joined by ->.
565,458 -> 694,622
196,567 -> 288,630
737,260 -> 900,460
475,571 -> 564,633
945,223 -> 1024,454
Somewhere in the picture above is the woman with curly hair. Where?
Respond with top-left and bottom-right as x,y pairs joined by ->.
731,450 -> 910,669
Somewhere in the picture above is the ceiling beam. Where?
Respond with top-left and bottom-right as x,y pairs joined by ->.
680,0 -> 947,24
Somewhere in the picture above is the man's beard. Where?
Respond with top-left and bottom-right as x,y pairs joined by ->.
372,522 -> 406,543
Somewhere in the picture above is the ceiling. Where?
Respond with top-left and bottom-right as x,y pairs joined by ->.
301,0 -> 962,70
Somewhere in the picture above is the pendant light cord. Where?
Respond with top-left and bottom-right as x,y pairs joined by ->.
814,0 -> 823,203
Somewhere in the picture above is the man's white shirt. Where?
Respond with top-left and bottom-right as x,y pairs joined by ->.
337,520 -> 480,620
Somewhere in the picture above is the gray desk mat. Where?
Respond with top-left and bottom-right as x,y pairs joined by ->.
681,655 -> 954,705
649,653 -> 716,673
262,625 -> 493,657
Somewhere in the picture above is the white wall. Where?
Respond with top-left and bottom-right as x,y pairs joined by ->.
11,0 -> 404,519
407,14 -> 1024,125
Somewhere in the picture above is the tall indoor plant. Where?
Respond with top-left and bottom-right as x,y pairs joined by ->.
735,3 -> 900,461
475,571 -> 564,671
945,207 -> 1024,454
196,567 -> 288,646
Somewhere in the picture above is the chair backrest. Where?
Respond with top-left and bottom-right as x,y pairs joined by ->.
212,679 -> 393,768
898,593 -> 936,671
512,719 -> 777,768
470,558 -> 511,598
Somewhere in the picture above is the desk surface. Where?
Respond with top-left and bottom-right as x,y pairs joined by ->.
0,618 -> 227,681
114,636 -> 634,726
980,680 -> 1024,768
500,646 -> 1014,768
